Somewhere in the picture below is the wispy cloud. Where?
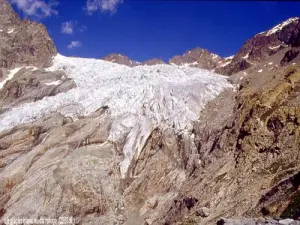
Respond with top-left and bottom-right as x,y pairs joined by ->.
67,41 -> 82,49
61,21 -> 77,34
79,25 -> 87,32
61,21 -> 87,34
9,0 -> 58,18
85,0 -> 123,15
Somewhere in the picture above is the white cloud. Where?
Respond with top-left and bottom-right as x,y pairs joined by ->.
61,21 -> 77,34
9,0 -> 58,18
85,0 -> 123,15
67,41 -> 82,49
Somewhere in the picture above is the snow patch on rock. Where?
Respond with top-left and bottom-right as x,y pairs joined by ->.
269,45 -> 281,50
44,80 -> 62,86
0,67 -> 21,89
242,53 -> 249,59
7,28 -> 14,34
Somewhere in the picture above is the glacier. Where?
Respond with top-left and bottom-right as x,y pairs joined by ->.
0,54 -> 233,177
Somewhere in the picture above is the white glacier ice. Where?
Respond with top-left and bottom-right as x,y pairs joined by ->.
0,54 -> 233,177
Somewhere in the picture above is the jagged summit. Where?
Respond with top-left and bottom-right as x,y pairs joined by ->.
102,53 -> 141,67
103,47 -> 223,71
102,17 -> 300,76
102,53 -> 166,66
169,47 -> 223,70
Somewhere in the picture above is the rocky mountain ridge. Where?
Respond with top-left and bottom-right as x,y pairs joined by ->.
103,17 -> 300,76
169,47 -> 223,70
102,53 -> 166,67
216,17 -> 300,75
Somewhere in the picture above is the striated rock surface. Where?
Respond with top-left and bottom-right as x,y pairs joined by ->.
0,109 -> 122,225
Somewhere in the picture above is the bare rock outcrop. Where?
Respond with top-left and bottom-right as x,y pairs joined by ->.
0,109 -> 122,225
169,47 -> 223,70
141,58 -> 165,66
102,54 -> 165,67
102,53 -> 141,67
0,67 -> 76,108
153,63 -> 300,225
0,0 -> 57,69
217,17 -> 300,75
0,1 -> 75,108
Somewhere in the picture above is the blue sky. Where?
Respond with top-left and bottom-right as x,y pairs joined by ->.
10,0 -> 300,62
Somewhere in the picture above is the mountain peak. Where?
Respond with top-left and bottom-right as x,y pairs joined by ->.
216,16 -> 300,75
102,53 -> 140,67
169,47 -> 223,70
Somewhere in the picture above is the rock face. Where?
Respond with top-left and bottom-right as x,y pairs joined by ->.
0,67 -> 76,108
102,53 -> 166,67
0,1 -> 74,109
169,47 -> 223,70
217,17 -> 300,75
103,47 -> 224,71
0,0 -> 57,69
141,58 -> 165,66
153,63 -> 300,225
102,53 -> 141,67
0,110 -> 121,225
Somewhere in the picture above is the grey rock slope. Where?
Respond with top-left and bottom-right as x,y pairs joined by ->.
0,67 -> 75,109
